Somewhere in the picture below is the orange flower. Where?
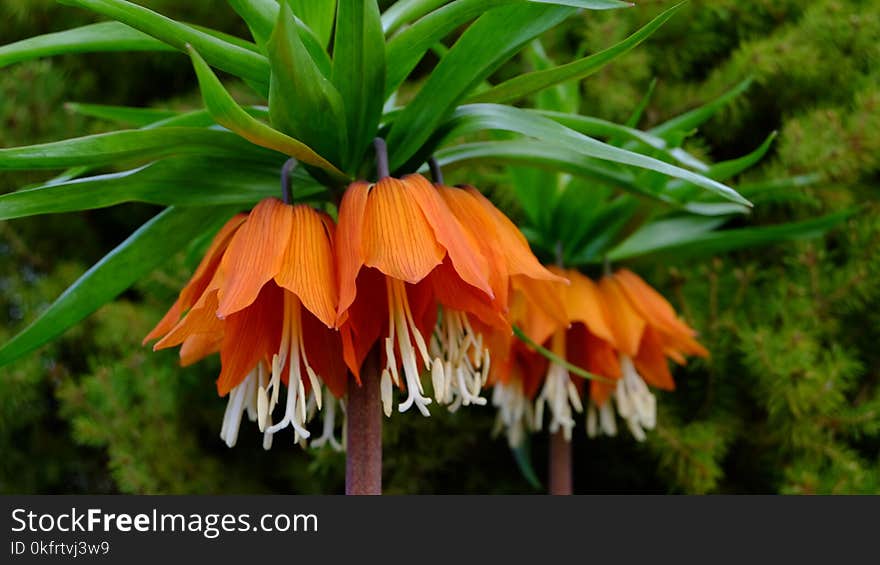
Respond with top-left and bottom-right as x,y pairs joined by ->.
336,173 -> 502,416
144,198 -> 346,449
490,267 -> 708,444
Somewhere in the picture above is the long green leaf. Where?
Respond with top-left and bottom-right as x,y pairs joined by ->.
382,0 -> 448,34
606,216 -> 728,262
608,211 -> 853,262
0,128 -> 279,171
530,0 -> 632,8
289,0 -> 337,48
387,3 -> 575,171
333,0 -> 386,171
0,157 -> 324,220
384,0 -> 509,97
268,3 -> 347,167
189,47 -> 346,178
469,2 -> 681,104
0,206 -> 235,367
649,78 -> 752,141
64,102 -> 179,127
58,0 -> 270,93
0,22 -> 171,68
228,0 -> 278,46
439,104 -> 751,205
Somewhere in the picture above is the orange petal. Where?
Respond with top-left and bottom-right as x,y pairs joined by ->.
336,181 -> 370,323
143,213 -> 245,344
275,205 -> 338,328
154,290 -> 224,351
361,176 -> 445,285
216,198 -> 293,318
180,333 -> 222,366
465,186 -> 565,284
430,259 -> 509,331
339,268 -> 387,380
598,276 -> 646,358
403,174 -> 492,298
301,309 -> 348,399
614,269 -> 698,339
558,268 -> 617,346
512,275 -> 569,336
438,185 -> 510,306
216,283 -> 284,396
634,326 -> 675,390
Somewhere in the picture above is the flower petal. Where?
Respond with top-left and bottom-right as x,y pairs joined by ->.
599,276 -> 646,358
179,333 -> 222,366
153,290 -> 223,351
302,308 -> 348,399
361,175 -> 445,285
216,198 -> 293,318
614,269 -> 698,338
336,181 -> 370,323
143,213 -> 245,344
403,175 -> 493,298
559,268 -> 616,346
275,205 -> 338,328
216,283 -> 284,395
339,268 -> 387,380
634,326 -> 675,390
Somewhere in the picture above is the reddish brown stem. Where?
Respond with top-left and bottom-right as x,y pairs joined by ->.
345,352 -> 382,495
549,430 -> 572,495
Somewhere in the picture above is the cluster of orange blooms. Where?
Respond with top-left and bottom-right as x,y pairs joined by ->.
144,173 -> 707,449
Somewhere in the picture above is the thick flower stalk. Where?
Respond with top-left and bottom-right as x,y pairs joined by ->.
143,198 -> 346,449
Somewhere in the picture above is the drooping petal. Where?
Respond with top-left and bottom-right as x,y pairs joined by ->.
558,268 -> 617,346
275,205 -> 337,328
143,213 -> 245,343
634,326 -> 675,390
465,186 -> 565,284
216,198 -> 293,318
598,276 -> 646,358
430,258 -> 508,331
361,176 -> 445,284
512,275 -> 569,336
154,290 -> 224,350
614,269 -> 698,338
301,308 -> 348,399
336,181 -> 370,322
438,185 -> 510,307
403,175 -> 493,298
179,332 -> 222,366
339,268 -> 387,380
216,283 -> 284,395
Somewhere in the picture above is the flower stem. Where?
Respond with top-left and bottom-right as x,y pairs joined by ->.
549,430 -> 572,495
345,350 -> 382,495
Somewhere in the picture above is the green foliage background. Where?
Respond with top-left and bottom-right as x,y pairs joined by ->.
1,0 -> 878,494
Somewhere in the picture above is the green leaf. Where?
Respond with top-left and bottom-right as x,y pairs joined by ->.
382,0 -> 447,34
289,0 -> 337,48
0,128 -> 279,171
0,22 -> 171,68
332,0 -> 386,171
64,102 -> 179,127
268,3 -> 347,167
228,0 -> 278,46
438,104 -> 751,205
530,0 -> 631,8
0,206 -> 236,367
0,157 -> 323,220
58,0 -> 270,94
385,0 -> 511,98
467,2 -> 681,104
607,211 -> 853,262
606,216 -> 728,262
387,3 -> 575,171
512,440 -> 543,491
513,326 -> 612,383
536,110 -> 709,171
649,78 -> 753,141
188,47 -> 346,178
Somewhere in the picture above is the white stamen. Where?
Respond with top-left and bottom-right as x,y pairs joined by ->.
432,309 -> 490,408
535,358 -> 582,441
585,355 -> 655,441
220,366 -> 261,448
310,390 -> 342,451
385,279 -> 433,416
491,380 -> 534,447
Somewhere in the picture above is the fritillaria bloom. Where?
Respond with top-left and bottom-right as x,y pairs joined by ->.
335,174 -> 499,417
144,198 -> 346,449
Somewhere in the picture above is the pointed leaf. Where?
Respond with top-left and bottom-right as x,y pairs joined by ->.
268,3 -> 347,167
387,3 -> 575,171
332,0 -> 386,171
189,47 -> 346,178
64,103 -> 179,127
0,206 -> 237,367
649,78 -> 753,141
289,0 -> 337,47
58,0 -> 270,94
468,2 -> 681,104
0,22 -> 171,68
